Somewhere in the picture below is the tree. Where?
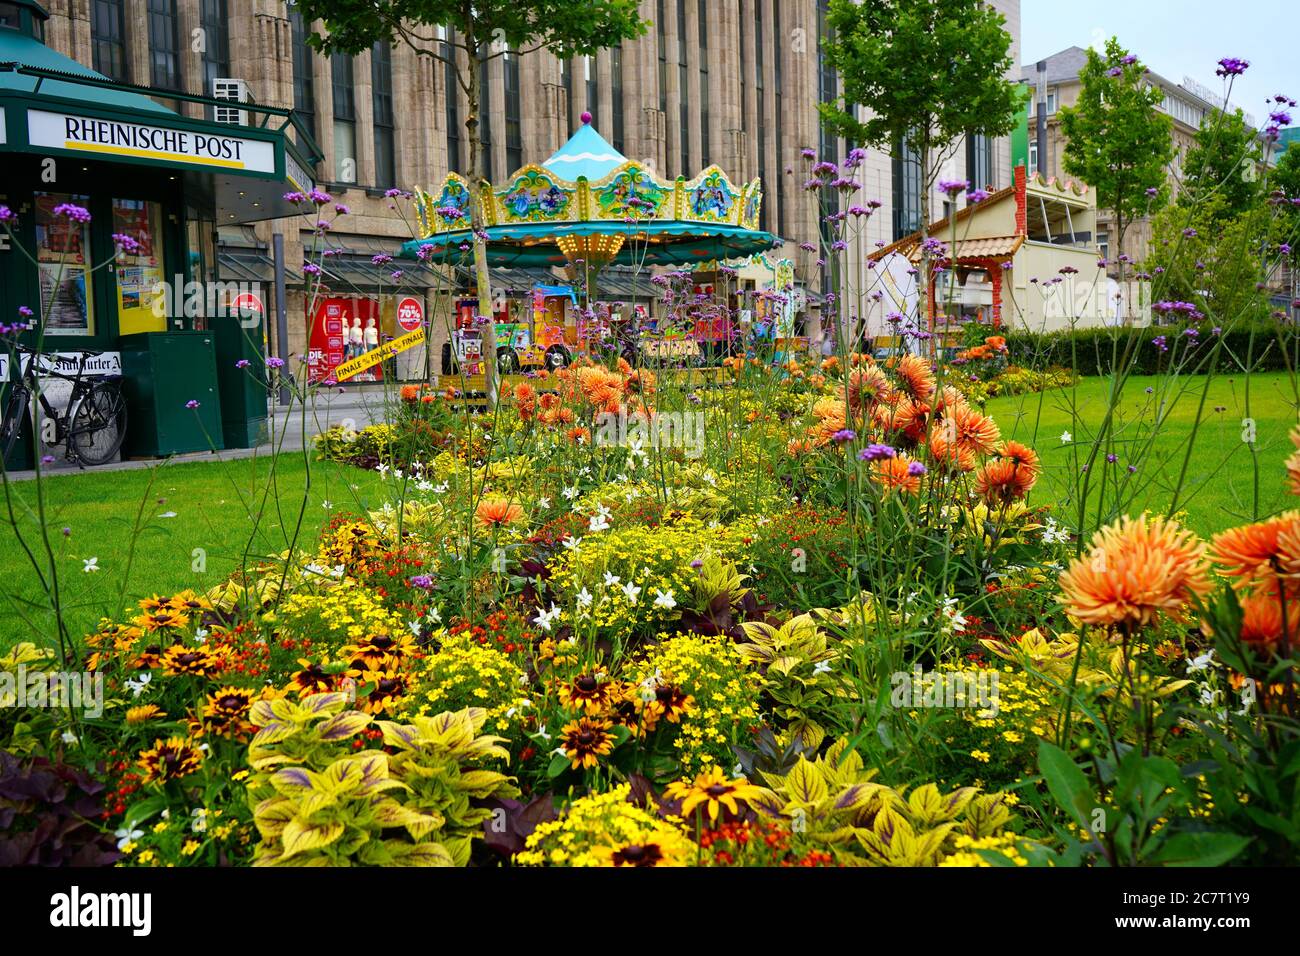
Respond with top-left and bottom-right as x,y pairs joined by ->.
1059,38 -> 1173,315
292,0 -> 647,400
1148,194 -> 1269,324
818,0 -> 1020,352
1179,107 -> 1263,217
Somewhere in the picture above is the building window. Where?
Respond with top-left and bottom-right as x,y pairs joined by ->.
611,46 -> 625,153
816,0 -> 838,215
147,0 -> 181,92
331,53 -> 357,183
442,26 -> 460,174
656,0 -> 667,121
504,48 -> 522,172
479,50 -> 493,181
1028,141 -> 1039,177
583,55 -> 597,127
773,0 -> 784,238
698,0 -> 709,168
91,0 -> 128,82
966,132 -> 994,193
1046,88 -> 1058,114
290,9 -> 317,146
892,137 -> 921,240
372,40 -> 395,189
1097,231 -> 1109,261
199,0 -> 229,96
755,0 -> 767,231
676,0 -> 689,174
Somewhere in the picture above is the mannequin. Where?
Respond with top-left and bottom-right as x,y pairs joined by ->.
363,317 -> 380,381
347,315 -> 363,359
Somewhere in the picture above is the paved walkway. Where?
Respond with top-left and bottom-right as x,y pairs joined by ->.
5,386 -> 395,481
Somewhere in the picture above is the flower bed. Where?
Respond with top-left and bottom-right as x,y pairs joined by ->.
4,351 -> 1297,868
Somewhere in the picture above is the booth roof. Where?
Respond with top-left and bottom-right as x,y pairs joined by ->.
0,28 -> 173,114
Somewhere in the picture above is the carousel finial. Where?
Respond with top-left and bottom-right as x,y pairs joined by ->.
580,110 -> 592,125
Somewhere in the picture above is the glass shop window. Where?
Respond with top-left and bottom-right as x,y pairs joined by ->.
112,198 -> 168,336
34,192 -> 96,337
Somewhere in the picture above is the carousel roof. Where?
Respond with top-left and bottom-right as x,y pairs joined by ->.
541,121 -> 628,181
400,117 -> 780,269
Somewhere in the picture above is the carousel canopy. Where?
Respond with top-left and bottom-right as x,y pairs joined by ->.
399,116 -> 780,272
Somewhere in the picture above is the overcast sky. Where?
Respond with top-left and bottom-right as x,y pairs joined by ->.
1021,0 -> 1294,123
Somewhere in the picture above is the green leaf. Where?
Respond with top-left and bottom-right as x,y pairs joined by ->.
547,753 -> 571,778
1037,740 -> 1097,832
1149,832 -> 1252,867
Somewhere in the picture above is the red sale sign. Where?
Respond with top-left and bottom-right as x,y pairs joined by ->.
396,296 -> 424,332
231,291 -> 264,318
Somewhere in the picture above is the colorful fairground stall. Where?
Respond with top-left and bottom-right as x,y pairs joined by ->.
867,166 -> 1136,351
401,115 -> 780,373
0,0 -> 321,468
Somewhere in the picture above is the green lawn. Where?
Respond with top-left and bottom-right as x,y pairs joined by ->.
984,371 -> 1300,537
0,453 -> 388,644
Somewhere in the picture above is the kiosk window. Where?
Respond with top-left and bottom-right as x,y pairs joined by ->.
35,192 -> 95,336
112,199 -> 167,335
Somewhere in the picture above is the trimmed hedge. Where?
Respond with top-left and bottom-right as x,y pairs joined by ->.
1001,321 -> 1300,376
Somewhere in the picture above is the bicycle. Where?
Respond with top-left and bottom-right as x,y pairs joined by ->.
1,347 -> 128,468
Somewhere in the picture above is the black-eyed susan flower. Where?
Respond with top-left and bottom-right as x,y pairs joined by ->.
125,704 -> 166,725
344,632 -> 417,671
172,589 -> 215,614
359,671 -> 408,714
664,766 -> 765,823
559,717 -> 615,770
139,594 -> 181,613
641,682 -> 693,731
135,609 -> 190,633
291,659 -> 336,697
558,672 -> 613,715
199,686 -> 256,737
160,644 -> 224,677
137,737 -> 204,783
592,827 -> 694,867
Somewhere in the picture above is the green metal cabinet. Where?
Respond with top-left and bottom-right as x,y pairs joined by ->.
212,315 -> 269,449
118,331 -> 225,457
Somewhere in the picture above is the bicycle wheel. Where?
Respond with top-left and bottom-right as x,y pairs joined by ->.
69,382 -> 127,466
1,384 -> 30,466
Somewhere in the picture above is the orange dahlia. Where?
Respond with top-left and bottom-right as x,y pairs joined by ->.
973,458 -> 1037,505
475,498 -> 524,528
1208,512 -> 1300,590
1057,515 -> 1212,629
928,428 -> 977,473
891,353 -> 936,401
948,403 -> 1002,457
872,456 -> 923,495
1286,426 -> 1300,496
996,440 -> 1041,476
1237,590 -> 1300,649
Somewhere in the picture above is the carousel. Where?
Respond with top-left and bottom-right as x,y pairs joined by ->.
400,114 -> 781,372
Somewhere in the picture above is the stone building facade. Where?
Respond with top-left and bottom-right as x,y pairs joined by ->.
37,0 -> 1020,375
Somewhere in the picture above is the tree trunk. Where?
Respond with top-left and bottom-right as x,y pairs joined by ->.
464,26 -> 499,404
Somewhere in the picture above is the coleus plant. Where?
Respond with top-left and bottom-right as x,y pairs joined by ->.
245,693 -> 517,866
